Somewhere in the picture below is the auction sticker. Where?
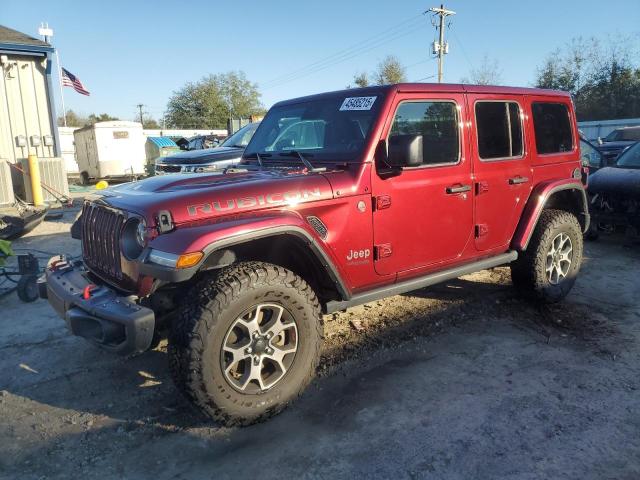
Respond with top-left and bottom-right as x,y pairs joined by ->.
339,96 -> 377,111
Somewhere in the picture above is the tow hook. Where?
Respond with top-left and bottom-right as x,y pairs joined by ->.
82,284 -> 97,300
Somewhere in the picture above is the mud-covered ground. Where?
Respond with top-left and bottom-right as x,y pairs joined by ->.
1,207 -> 639,479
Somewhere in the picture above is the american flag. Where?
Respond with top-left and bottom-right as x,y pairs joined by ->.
61,68 -> 90,96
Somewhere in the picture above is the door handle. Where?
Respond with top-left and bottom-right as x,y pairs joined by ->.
446,184 -> 471,194
508,176 -> 529,185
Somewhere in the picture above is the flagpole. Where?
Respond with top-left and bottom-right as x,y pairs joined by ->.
55,50 -> 67,127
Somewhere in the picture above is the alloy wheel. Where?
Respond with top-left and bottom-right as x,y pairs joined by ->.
221,303 -> 298,393
545,232 -> 573,285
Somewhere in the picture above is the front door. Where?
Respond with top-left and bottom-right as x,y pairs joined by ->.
372,93 -> 474,276
467,95 -> 532,251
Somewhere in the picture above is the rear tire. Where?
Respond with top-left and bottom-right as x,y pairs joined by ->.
168,261 -> 322,425
17,274 -> 39,303
511,209 -> 583,303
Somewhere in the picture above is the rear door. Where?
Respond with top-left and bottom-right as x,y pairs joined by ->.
371,92 -> 474,276
468,95 -> 532,251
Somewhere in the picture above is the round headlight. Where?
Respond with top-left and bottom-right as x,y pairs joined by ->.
121,218 -> 146,260
136,220 -> 147,247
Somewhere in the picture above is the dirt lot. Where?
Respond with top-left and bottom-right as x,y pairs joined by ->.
1,207 -> 639,480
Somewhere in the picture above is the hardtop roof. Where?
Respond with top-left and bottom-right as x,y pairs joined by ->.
273,83 -> 571,108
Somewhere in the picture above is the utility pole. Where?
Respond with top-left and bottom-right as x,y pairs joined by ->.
136,104 -> 145,126
428,4 -> 456,83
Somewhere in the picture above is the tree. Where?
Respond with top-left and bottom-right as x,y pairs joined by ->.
142,118 -> 161,129
460,54 -> 503,85
374,55 -> 407,85
88,113 -> 119,124
57,110 -> 119,127
165,71 -> 264,129
353,72 -> 369,88
57,110 -> 85,127
534,36 -> 640,121
350,55 -> 407,88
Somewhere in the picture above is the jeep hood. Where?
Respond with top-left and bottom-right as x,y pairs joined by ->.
97,169 -> 334,225
158,146 -> 243,165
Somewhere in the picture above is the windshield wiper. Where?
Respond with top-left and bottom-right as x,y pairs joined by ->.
243,151 -> 272,168
279,150 -> 326,172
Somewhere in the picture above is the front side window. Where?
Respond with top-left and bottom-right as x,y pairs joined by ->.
244,94 -> 383,162
532,102 -> 573,154
475,101 -> 523,160
221,123 -> 259,148
389,101 -> 459,166
604,130 -> 621,141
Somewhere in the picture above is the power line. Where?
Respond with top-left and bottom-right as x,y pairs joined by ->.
450,28 -> 475,72
261,17 -> 428,89
261,14 -> 423,88
413,73 -> 438,82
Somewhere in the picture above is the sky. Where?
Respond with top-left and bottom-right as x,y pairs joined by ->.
1,0 -> 639,123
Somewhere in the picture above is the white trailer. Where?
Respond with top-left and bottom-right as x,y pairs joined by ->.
58,126 -> 79,175
74,121 -> 146,183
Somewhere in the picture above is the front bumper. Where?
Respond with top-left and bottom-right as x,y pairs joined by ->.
40,256 -> 155,355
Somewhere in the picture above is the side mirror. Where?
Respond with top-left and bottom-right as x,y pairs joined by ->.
388,134 -> 423,167
597,137 -> 603,145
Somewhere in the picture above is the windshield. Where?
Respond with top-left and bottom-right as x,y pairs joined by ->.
616,142 -> 640,168
605,128 -> 640,142
220,123 -> 259,148
244,93 -> 384,163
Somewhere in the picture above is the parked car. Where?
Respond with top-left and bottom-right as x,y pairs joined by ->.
580,137 -> 605,173
596,126 -> 640,165
43,84 -> 588,426
178,134 -> 225,151
587,140 -> 640,239
155,123 -> 259,174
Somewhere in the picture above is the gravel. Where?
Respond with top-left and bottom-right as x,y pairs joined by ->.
1,207 -> 639,479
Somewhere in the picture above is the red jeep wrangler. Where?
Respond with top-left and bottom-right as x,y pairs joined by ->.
43,84 -> 589,425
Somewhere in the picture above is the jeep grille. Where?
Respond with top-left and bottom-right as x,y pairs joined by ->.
81,203 -> 126,281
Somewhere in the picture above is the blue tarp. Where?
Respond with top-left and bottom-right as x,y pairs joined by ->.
147,137 -> 178,147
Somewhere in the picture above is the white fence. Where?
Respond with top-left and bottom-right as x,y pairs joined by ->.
578,118 -> 640,141
142,129 -> 227,138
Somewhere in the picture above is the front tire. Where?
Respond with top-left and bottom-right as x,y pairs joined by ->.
511,209 -> 583,303
168,261 -> 322,425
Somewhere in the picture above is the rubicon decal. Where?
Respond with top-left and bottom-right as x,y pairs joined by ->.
187,188 -> 322,216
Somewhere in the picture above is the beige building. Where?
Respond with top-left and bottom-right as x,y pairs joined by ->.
0,25 -> 63,206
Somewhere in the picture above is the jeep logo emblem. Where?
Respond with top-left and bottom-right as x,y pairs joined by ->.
346,249 -> 371,261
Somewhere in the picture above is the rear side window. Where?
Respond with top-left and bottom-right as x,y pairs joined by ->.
475,102 -> 523,160
389,101 -> 459,166
619,129 -> 640,141
532,102 -> 573,154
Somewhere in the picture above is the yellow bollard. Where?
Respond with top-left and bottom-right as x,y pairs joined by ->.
27,154 -> 44,206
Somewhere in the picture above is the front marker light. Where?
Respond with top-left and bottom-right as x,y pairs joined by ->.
176,252 -> 203,269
